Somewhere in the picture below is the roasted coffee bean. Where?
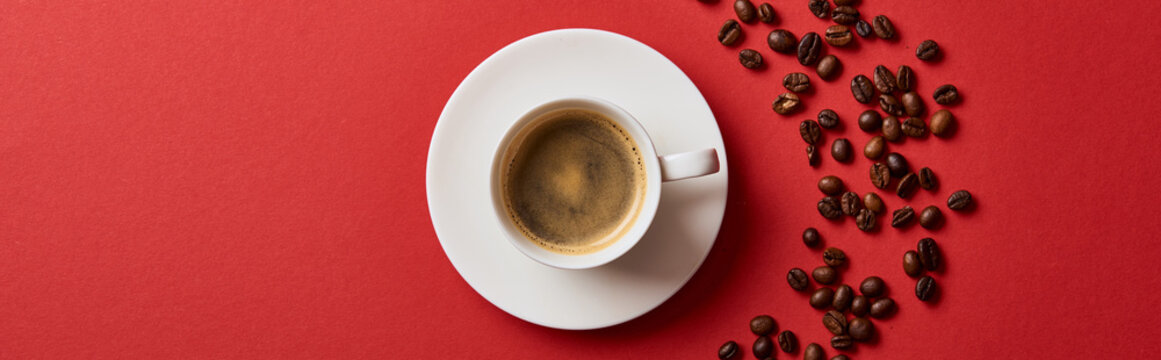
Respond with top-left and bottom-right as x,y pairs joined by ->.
930,109 -> 956,137
948,190 -> 973,210
896,172 -> 919,198
772,93 -> 802,115
719,340 -> 739,360
863,192 -> 884,213
767,29 -> 797,54
834,0 -> 857,5
833,284 -> 853,311
869,162 -> 890,189
788,268 -> 811,291
739,49 -> 764,69
855,208 -> 875,231
808,0 -> 830,18
916,276 -> 936,301
830,335 -> 853,350
847,317 -> 874,341
823,310 -> 847,335
903,250 -> 922,277
850,295 -> 869,316
823,247 -> 847,267
785,72 -> 812,93
858,110 -> 882,132
734,0 -> 757,23
831,138 -> 853,162
804,343 -> 825,360
891,206 -> 915,227
824,25 -> 853,47
896,65 -> 914,92
918,167 -> 937,190
807,145 -> 821,167
818,109 -> 840,129
872,15 -> 895,39
917,237 -> 941,271
803,227 -> 822,247
851,75 -> 874,104
831,6 -> 859,25
751,314 -> 777,335
902,91 -> 925,116
777,331 -> 798,353
758,3 -> 777,23
855,19 -> 872,38
840,192 -> 861,216
816,55 -> 842,81
753,336 -> 774,359
934,84 -> 959,105
864,136 -> 886,159
800,119 -> 822,144
881,116 -> 902,142
810,287 -> 835,309
885,152 -> 909,177
870,298 -> 896,318
860,276 -> 886,297
832,355 -> 850,360
916,39 -> 940,61
901,116 -> 927,137
873,65 -> 897,95
818,175 -> 844,195
813,266 -> 838,285
818,197 -> 842,219
919,205 -> 943,229
797,32 -> 823,66
879,94 -> 904,116
718,20 -> 742,46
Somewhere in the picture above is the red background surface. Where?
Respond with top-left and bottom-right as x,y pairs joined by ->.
2,0 -> 1160,358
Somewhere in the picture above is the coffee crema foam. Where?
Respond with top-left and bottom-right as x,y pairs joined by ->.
502,109 -> 646,255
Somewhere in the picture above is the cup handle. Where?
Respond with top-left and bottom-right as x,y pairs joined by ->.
659,148 -> 720,182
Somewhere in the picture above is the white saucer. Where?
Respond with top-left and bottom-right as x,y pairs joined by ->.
426,29 -> 729,330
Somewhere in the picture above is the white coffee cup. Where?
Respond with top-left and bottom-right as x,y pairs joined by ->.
490,96 -> 720,269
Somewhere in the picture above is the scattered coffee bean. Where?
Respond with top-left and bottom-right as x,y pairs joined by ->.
917,237 -> 941,271
851,75 -> 874,104
903,250 -> 922,277
873,65 -> 897,95
901,116 -> 927,137
947,190 -> 973,210
919,205 -> 942,229
772,93 -> 802,115
767,29 -> 797,54
719,340 -> 739,360
753,336 -> 774,359
804,343 -> 825,360
896,172 -> 919,198
798,32 -> 823,66
855,208 -> 875,231
930,109 -> 956,137
879,94 -> 904,116
840,191 -> 861,216
788,268 -> 811,291
891,206 -> 915,227
824,247 -> 847,267
858,110 -> 882,132
847,317 -> 874,341
831,138 -> 852,162
816,55 -> 842,81
916,39 -> 940,61
918,167 -> 937,190
818,197 -> 842,219
718,20 -> 742,46
869,162 -> 890,189
800,119 -> 822,144
850,295 -> 869,317
818,109 -> 840,129
810,287 -> 835,309
734,0 -> 757,23
834,0 -> 857,5
813,266 -> 838,285
902,91 -> 925,116
832,355 -> 850,360
863,192 -> 884,213
777,331 -> 798,353
833,284 -> 853,311
823,310 -> 847,335
896,65 -> 914,92
881,116 -> 902,142
885,152 -> 909,177
934,84 -> 960,105
831,6 -> 859,25
739,49 -> 763,69
864,136 -> 886,159
808,0 -> 830,19
818,175 -> 844,195
860,276 -> 886,297
785,72 -> 812,93
807,145 -> 821,167
803,227 -> 822,248
872,14 -> 895,39
751,314 -> 777,335
757,3 -> 777,23
824,25 -> 853,47
916,275 -> 936,301
855,19 -> 872,38
870,297 -> 896,318
830,335 -> 853,350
